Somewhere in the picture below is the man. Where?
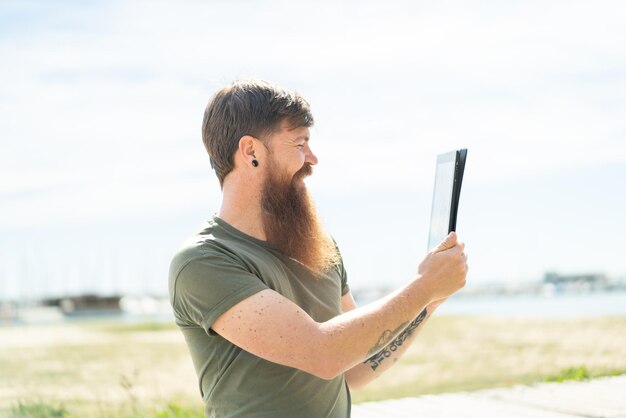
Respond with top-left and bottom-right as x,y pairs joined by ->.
169,79 -> 468,418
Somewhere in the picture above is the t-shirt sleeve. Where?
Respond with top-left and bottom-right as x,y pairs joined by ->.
331,238 -> 350,296
338,256 -> 350,296
172,252 -> 269,335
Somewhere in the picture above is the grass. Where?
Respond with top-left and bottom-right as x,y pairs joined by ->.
97,322 -> 178,334
10,401 -> 69,418
1,316 -> 625,415
153,403 -> 204,418
8,400 -> 204,418
543,366 -> 626,383
544,366 -> 591,382
350,315 -> 626,402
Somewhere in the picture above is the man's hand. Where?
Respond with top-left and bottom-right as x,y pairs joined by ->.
417,232 -> 468,302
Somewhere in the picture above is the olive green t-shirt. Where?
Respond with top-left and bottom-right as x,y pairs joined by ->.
168,215 -> 351,418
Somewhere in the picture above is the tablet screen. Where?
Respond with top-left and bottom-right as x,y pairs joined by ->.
427,152 -> 456,250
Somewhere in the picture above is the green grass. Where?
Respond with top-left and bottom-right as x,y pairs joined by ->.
350,315 -> 626,402
543,366 -> 626,383
10,401 -> 70,418
544,366 -> 591,382
8,400 -> 204,418
154,403 -> 204,418
2,316 -> 626,414
97,322 -> 178,334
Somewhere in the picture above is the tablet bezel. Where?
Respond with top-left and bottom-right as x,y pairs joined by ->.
427,148 -> 467,250
448,148 -> 467,234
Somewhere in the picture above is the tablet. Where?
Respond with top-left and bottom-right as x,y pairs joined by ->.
427,149 -> 467,251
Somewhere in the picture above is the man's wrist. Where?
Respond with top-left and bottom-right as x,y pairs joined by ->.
427,297 -> 447,312
412,272 -> 439,307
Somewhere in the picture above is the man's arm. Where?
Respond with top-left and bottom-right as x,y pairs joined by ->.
341,292 -> 446,390
211,232 -> 466,380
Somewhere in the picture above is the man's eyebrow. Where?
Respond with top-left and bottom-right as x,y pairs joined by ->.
292,135 -> 310,142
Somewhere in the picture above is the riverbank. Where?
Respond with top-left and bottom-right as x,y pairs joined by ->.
1,315 -> 625,417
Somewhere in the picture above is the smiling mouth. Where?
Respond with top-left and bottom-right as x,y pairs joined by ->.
292,165 -> 312,185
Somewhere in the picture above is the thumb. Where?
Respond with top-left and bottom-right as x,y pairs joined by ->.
433,231 -> 457,253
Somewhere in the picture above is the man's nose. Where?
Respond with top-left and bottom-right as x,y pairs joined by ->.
305,145 -> 318,166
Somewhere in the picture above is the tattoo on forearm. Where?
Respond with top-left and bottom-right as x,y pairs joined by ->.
363,308 -> 428,371
365,321 -> 408,357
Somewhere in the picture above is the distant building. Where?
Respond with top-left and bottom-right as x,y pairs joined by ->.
543,272 -> 609,293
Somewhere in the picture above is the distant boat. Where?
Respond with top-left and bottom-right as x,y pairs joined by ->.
1,294 -> 174,324
44,294 -> 123,317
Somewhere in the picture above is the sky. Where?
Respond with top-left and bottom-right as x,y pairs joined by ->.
1,0 -> 625,299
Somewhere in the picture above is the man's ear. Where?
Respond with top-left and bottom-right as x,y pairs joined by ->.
238,135 -> 261,168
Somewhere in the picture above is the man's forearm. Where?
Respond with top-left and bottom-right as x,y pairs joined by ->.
344,307 -> 433,389
316,234 -> 466,380
316,279 -> 433,379
364,307 -> 429,371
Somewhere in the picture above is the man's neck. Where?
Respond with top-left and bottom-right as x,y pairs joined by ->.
218,186 -> 267,241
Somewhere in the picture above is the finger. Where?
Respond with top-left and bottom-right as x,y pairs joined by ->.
434,231 -> 457,253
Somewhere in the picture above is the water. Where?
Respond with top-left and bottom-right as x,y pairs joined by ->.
437,291 -> 626,317
4,291 -> 626,327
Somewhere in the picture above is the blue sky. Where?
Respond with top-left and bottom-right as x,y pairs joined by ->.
1,0 -> 625,299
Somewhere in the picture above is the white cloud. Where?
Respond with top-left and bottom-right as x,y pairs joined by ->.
2,0 -> 625,206
1,0 -> 626,290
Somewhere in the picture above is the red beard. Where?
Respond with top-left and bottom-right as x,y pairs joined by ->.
260,162 -> 339,276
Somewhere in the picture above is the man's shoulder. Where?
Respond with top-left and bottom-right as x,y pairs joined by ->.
168,217 -> 265,285
169,219 -> 227,278
168,220 -> 229,302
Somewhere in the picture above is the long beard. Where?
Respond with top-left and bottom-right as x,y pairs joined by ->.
260,163 -> 339,277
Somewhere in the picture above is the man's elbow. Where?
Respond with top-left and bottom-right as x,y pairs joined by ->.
345,373 -> 370,391
300,346 -> 345,380
309,363 -> 343,381
298,325 -> 348,380
315,364 -> 370,388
